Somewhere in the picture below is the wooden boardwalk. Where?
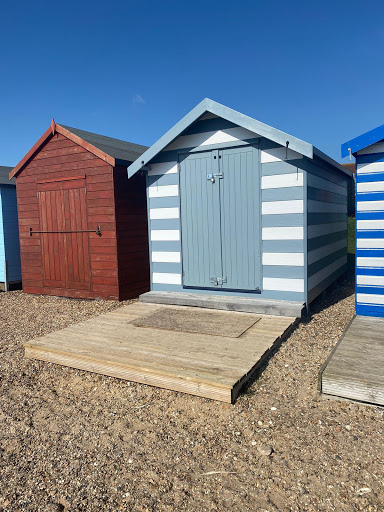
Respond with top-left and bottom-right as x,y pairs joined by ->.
321,315 -> 384,406
24,302 -> 296,403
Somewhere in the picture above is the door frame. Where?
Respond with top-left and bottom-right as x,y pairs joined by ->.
178,141 -> 262,293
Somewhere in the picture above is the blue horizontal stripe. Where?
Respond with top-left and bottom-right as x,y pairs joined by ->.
152,262 -> 182,273
356,285 -> 384,295
262,187 -> 303,202
148,173 -> 179,187
356,304 -> 384,317
356,192 -> 384,201
356,172 -> 384,182
356,267 -> 384,276
150,219 -> 180,230
150,241 -> 181,252
357,152 -> 384,164
356,230 -> 384,237
356,211 -> 384,220
356,249 -> 384,257
148,196 -> 180,208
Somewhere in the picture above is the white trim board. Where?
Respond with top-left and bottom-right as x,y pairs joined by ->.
151,252 -> 181,263
261,173 -> 303,189
262,227 -> 304,240
148,162 -> 178,176
263,277 -> 304,293
152,273 -> 182,285
150,230 -> 180,241
148,185 -> 179,198
356,293 -> 384,305
262,200 -> 303,215
150,207 -> 179,219
357,238 -> 384,249
262,253 -> 304,266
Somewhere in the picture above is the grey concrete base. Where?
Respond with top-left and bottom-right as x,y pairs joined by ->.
139,291 -> 304,318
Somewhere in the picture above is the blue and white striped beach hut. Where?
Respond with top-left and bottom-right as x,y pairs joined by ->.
0,166 -> 21,290
342,125 -> 384,316
128,99 -> 352,316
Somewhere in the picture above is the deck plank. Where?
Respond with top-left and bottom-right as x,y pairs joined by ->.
321,315 -> 384,406
24,303 -> 296,403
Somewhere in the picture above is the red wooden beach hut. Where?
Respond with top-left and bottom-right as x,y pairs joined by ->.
10,120 -> 149,300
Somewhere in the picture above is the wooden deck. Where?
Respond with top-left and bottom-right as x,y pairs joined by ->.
321,315 -> 384,407
24,302 -> 296,403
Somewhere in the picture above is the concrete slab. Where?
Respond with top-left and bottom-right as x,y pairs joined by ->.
140,291 -> 304,318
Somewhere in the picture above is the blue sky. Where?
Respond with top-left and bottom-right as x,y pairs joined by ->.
1,0 -> 383,166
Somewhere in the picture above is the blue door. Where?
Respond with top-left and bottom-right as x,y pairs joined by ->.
179,145 -> 260,291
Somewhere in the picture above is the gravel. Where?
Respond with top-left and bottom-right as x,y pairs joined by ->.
0,284 -> 383,511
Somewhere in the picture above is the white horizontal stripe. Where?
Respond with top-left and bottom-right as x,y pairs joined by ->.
357,200 -> 384,212
356,293 -> 384,305
357,219 -> 384,230
308,256 -> 347,289
150,207 -> 179,219
356,162 -> 384,174
357,257 -> 384,268
357,144 -> 384,155
263,277 -> 304,293
261,173 -> 303,189
150,230 -> 180,241
357,181 -> 384,193
165,127 -> 257,151
151,251 -> 181,263
307,222 -> 347,238
261,148 -> 303,163
356,275 -> 384,286
152,273 -> 182,285
262,227 -> 304,240
262,253 -> 304,266
307,239 -> 347,264
307,173 -> 347,196
357,238 -> 384,248
262,200 -> 303,215
308,200 -> 346,213
148,185 -> 179,198
148,161 -> 178,176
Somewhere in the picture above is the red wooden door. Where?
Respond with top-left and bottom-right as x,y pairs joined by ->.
37,177 -> 91,290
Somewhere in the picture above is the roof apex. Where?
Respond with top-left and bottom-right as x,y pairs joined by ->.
341,123 -> 384,158
128,98 -> 347,178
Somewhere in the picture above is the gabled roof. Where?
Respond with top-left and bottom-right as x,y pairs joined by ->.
128,98 -> 350,178
10,120 -> 148,179
0,166 -> 15,186
341,123 -> 384,157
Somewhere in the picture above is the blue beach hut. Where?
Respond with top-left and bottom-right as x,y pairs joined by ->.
0,166 -> 21,291
128,99 -> 352,317
342,125 -> 384,316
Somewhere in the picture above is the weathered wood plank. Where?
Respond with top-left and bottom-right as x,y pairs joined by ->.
24,303 -> 295,403
321,315 -> 384,406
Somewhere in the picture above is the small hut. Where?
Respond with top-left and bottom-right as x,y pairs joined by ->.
10,121 -> 149,300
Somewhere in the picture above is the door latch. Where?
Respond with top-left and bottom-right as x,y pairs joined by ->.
207,173 -> 223,183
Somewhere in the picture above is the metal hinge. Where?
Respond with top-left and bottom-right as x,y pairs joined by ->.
210,277 -> 227,286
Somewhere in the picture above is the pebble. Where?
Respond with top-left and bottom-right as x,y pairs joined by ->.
257,444 -> 273,456
271,407 -> 277,411
357,487 -> 372,496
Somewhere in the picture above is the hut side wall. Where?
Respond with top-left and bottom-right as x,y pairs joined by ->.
16,133 -> 120,300
114,166 -> 150,300
0,186 -> 21,284
146,115 -> 306,303
355,141 -> 384,316
305,160 -> 348,303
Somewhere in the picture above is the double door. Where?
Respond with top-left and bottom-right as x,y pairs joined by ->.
179,145 -> 261,291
